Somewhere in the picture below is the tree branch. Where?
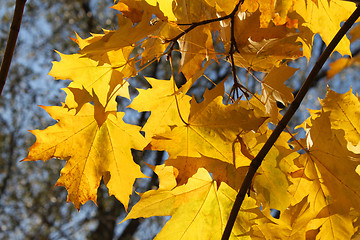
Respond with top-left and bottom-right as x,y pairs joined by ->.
221,5 -> 360,240
0,0 -> 27,96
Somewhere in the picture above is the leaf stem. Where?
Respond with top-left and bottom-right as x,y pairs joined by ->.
0,0 -> 27,96
221,5 -> 360,240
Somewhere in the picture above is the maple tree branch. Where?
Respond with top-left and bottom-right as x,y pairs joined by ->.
0,0 -> 27,96
221,5 -> 360,240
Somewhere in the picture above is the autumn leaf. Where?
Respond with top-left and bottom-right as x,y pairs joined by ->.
327,57 -> 352,79
243,125 -> 299,212
261,64 -> 297,122
305,88 -> 360,153
140,20 -> 181,63
63,81 -> 130,113
22,102 -> 148,210
111,0 -> 144,23
219,9 -> 302,71
148,83 -> 267,164
123,166 -> 260,239
317,88 -> 360,153
172,0 -> 218,79
251,197 -> 318,239
241,0 -> 287,27
145,0 -> 177,21
112,0 -> 182,63
165,155 -> 249,188
327,55 -> 360,79
49,49 -> 135,110
129,77 -> 192,139
288,112 -> 360,239
81,12 -> 158,57
292,0 -> 356,59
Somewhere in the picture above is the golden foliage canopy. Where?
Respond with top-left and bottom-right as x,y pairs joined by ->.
24,0 -> 360,239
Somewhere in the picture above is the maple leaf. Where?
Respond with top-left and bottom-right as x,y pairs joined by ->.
261,64 -> 297,122
81,12 -> 158,57
49,48 -> 134,110
292,0 -> 356,59
22,102 -> 148,210
171,0 -> 218,79
327,55 -> 360,79
129,77 -> 192,139
251,197 -> 319,239
122,166 -> 260,239
145,0 -> 177,21
111,0 -> 144,23
63,81 -> 130,113
316,88 -> 360,153
288,112 -> 360,239
241,0 -> 283,27
140,20 -> 181,63
165,155 -> 249,188
242,125 -> 299,212
148,83 -> 267,165
218,9 -> 302,71
177,24 -> 216,79
72,31 -> 107,50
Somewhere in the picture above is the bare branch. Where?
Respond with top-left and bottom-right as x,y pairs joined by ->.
0,0 -> 27,96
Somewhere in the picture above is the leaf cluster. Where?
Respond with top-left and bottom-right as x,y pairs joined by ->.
23,0 -> 360,239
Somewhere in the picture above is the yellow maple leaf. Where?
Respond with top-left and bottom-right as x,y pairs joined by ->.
288,112 -> 360,239
111,0 -> 144,23
177,25 -> 216,79
327,55 -> 360,79
252,197 -> 321,239
241,0 -> 281,27
22,103 -> 148,210
327,57 -> 352,79
173,0 -> 218,79
243,128 -> 299,212
318,88 -> 360,153
148,83 -> 267,165
63,81 -> 130,113
140,20 -> 181,63
145,0 -> 177,21
81,12 -> 158,57
218,9 -> 302,71
122,166 -> 260,239
165,155 -> 248,188
261,64 -> 297,122
128,77 -> 191,139
49,49 -> 134,110
106,0 -> 182,64
293,0 -> 356,59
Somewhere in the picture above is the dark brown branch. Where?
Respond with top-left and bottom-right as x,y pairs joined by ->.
0,0 -> 27,96
221,5 -> 360,240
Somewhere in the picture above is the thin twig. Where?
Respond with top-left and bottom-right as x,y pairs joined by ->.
0,0 -> 27,96
221,5 -> 360,240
